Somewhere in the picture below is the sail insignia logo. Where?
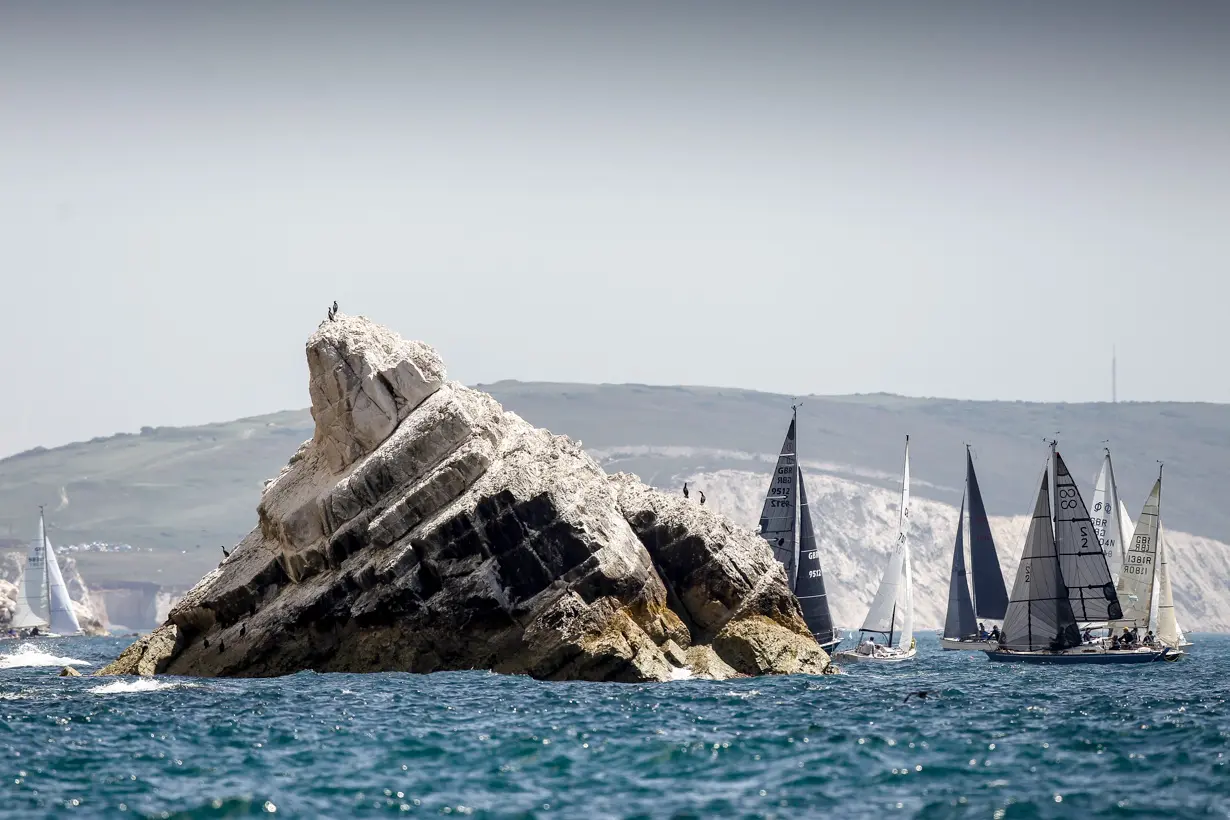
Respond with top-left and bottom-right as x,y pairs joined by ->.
1093,502 -> 1102,512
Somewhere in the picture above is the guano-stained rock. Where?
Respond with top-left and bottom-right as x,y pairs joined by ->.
98,314 -> 829,681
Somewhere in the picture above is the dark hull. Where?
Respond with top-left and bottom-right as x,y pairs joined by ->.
985,648 -> 1177,664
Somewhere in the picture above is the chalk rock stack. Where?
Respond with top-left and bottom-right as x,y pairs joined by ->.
100,315 -> 828,681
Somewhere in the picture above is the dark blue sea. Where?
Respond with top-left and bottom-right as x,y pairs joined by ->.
1,634 -> 1226,819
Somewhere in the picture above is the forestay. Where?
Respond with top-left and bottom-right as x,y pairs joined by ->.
1053,452 -> 1121,623
966,450 -> 1008,620
757,417 -> 798,585
794,470 -> 837,646
1110,478 -> 1161,631
943,493 -> 978,640
1000,473 -> 1081,652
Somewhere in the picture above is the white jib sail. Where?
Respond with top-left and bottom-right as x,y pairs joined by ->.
45,538 -> 81,635
1112,479 -> 1161,631
1155,524 -> 1182,647
860,437 -> 912,646
1090,453 -> 1125,585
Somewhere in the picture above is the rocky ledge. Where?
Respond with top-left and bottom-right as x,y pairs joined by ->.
100,315 -> 829,681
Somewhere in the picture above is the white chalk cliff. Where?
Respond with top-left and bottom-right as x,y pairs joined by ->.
102,315 -> 828,680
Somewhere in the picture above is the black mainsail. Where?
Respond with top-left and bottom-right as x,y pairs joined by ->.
757,412 -> 799,583
966,449 -> 1009,620
795,469 -> 838,646
1052,450 -> 1122,623
942,493 -> 979,641
1000,471 -> 1081,652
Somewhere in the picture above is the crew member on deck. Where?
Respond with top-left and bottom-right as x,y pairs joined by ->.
978,622 -> 989,640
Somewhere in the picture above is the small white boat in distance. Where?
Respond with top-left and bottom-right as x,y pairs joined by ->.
835,436 -> 917,663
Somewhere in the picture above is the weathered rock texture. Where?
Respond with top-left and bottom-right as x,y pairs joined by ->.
100,315 -> 828,681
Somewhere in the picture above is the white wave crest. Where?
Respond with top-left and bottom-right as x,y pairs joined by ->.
88,678 -> 195,695
0,642 -> 92,669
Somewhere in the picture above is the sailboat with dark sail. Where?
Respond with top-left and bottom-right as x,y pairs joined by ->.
985,444 -> 1176,664
756,406 -> 842,653
942,447 -> 1010,650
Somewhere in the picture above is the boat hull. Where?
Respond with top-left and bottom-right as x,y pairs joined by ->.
833,647 -> 917,663
984,647 -> 1177,664
941,638 -> 997,651
819,639 -> 842,655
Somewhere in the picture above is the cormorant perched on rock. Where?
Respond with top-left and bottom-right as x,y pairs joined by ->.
221,545 -> 230,558
698,491 -> 706,505
219,640 -> 225,653
327,300 -> 339,321
203,637 -> 209,649
683,483 -> 689,499
239,623 -> 246,637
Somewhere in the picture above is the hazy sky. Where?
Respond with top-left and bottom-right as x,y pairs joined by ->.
2,1 -> 1228,457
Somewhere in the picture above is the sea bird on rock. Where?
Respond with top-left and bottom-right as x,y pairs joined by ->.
699,491 -> 706,505
682,483 -> 689,499
221,545 -> 231,558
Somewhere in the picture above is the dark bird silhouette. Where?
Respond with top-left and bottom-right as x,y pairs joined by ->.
333,299 -> 338,314
219,640 -> 225,653
683,483 -> 689,499
903,690 -> 932,703
698,491 -> 706,505
221,545 -> 231,558
202,637 -> 210,649
239,623 -> 246,637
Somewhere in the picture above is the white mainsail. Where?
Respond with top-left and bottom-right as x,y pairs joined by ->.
11,536 -> 49,629
1110,477 -> 1161,632
1090,451 -> 1126,585
45,537 -> 81,636
859,437 -> 912,648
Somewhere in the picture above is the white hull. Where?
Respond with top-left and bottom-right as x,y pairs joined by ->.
941,637 -> 996,651
833,647 -> 917,663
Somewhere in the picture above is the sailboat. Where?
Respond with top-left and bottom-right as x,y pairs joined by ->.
7,508 -> 82,638
834,436 -> 916,663
941,447 -> 1010,650
756,406 -> 842,653
985,444 -> 1176,664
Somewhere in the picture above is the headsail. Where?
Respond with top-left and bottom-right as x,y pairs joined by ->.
943,493 -> 978,640
1089,451 -> 1126,586
1155,526 -> 1183,647
859,436 -> 911,648
1109,476 -> 1161,632
45,537 -> 81,635
1000,471 -> 1081,652
794,469 -> 837,646
966,449 -> 1008,619
758,414 -> 798,585
1052,451 -> 1122,623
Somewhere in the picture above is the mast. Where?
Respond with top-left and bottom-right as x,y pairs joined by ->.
791,403 -> 800,587
966,448 -> 975,617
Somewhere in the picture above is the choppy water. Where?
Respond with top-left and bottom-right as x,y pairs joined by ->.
1,634 -> 1227,818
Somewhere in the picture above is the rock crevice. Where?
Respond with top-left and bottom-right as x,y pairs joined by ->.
100,314 -> 828,681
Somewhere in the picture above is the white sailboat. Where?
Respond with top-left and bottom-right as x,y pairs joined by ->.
1154,526 -> 1190,650
7,508 -> 81,638
834,436 -> 916,663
